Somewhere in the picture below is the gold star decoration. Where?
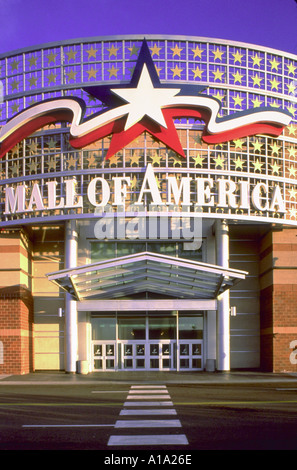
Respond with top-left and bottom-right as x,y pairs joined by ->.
47,157 -> 57,171
129,152 -> 141,165
232,94 -> 244,107
11,79 -> 19,91
149,153 -> 162,165
28,56 -> 38,67
288,146 -> 297,158
171,44 -> 183,57
289,207 -> 297,218
232,51 -> 244,64
193,154 -> 206,167
107,44 -> 119,58
171,64 -> 183,78
192,45 -> 204,59
28,76 -> 38,87
251,54 -> 262,67
47,72 -> 57,85
27,140 -> 37,154
286,81 -> 296,95
192,66 -> 203,79
270,142 -> 280,155
87,46 -> 98,59
269,57 -> 280,71
251,74 -> 263,87
287,124 -> 296,136
269,77 -> 280,91
253,158 -> 263,172
128,45 -> 139,57
212,48 -> 224,61
233,139 -> 245,149
107,65 -> 119,78
232,71 -> 243,84
288,187 -> 297,199
252,139 -> 263,152
27,159 -> 38,173
11,103 -> 19,114
86,67 -> 97,80
251,97 -> 263,108
233,156 -> 245,170
130,175 -> 139,190
67,155 -> 77,169
47,51 -> 57,64
288,165 -> 297,177
150,44 -> 162,57
212,68 -> 224,81
10,59 -> 19,72
270,161 -> 281,174
287,62 -> 296,75
287,104 -> 296,116
11,162 -> 19,176
66,48 -> 78,61
213,155 -> 225,168
66,69 -> 77,81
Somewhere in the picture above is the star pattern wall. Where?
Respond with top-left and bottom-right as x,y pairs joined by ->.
0,36 -> 296,224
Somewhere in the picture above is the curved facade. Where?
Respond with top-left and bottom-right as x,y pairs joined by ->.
0,35 -> 296,374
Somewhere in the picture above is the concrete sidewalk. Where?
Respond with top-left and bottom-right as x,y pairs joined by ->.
1,370 -> 297,385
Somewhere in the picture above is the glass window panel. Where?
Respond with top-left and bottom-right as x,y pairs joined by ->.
192,358 -> 202,369
149,316 -> 176,339
91,316 -> 116,340
91,242 -> 116,262
118,317 -> 146,339
136,344 -> 145,356
180,344 -> 189,355
147,242 -> 177,256
94,359 -> 102,370
116,241 -> 146,257
179,315 -> 203,339
192,343 -> 202,355
150,344 -> 159,355
180,358 -> 189,368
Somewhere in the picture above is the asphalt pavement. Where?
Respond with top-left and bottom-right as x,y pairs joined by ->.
1,369 -> 297,385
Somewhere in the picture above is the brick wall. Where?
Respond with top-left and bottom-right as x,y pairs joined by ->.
260,228 -> 297,373
0,230 -> 34,375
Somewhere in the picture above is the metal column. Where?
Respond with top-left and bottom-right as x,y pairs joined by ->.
215,219 -> 230,371
64,220 -> 78,373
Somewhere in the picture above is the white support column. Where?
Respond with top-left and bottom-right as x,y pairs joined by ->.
215,219 -> 230,371
64,220 -> 78,373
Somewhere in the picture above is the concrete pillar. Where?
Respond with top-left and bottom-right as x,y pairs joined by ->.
64,220 -> 78,373
215,219 -> 230,371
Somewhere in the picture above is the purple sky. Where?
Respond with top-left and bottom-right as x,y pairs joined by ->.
0,0 -> 297,56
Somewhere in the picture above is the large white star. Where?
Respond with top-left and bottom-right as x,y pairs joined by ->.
111,64 -> 180,131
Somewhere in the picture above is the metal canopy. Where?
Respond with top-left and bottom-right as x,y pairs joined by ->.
46,251 -> 247,301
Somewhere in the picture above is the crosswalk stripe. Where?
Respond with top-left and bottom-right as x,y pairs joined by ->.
128,389 -> 169,394
131,385 -> 167,389
120,409 -> 177,415
107,384 -> 188,447
123,401 -> 173,407
108,434 -> 189,446
127,394 -> 171,399
115,419 -> 181,428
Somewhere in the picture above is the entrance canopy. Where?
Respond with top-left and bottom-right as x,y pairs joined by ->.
46,251 -> 247,301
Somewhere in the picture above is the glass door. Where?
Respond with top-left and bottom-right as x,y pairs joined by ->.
179,340 -> 203,370
92,341 -> 116,371
120,342 -> 146,370
149,341 -> 176,370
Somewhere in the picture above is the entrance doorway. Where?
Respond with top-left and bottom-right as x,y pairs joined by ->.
91,313 -> 203,372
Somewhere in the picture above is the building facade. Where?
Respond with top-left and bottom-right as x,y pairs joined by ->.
0,35 -> 296,375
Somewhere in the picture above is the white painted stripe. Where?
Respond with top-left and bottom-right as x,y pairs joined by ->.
128,390 -> 169,394
91,390 -> 129,394
124,401 -> 173,407
120,409 -> 177,416
23,424 -> 114,428
108,434 -> 189,446
127,395 -> 171,399
275,388 -> 297,391
115,419 -> 181,428
131,385 -> 167,389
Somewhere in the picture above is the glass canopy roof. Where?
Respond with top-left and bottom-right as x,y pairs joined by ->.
46,251 -> 247,301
